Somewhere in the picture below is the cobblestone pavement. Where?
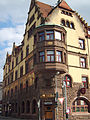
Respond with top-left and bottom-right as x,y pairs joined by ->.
0,116 -> 29,120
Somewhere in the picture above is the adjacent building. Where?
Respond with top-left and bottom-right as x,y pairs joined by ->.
2,0 -> 90,120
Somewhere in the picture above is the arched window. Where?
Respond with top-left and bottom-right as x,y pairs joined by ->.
21,101 -> 25,113
26,100 -> 30,113
64,75 -> 72,87
61,19 -> 65,26
32,99 -> 37,114
70,22 -> 74,29
72,98 -> 89,113
66,21 -> 70,27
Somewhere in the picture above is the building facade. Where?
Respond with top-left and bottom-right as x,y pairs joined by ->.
2,0 -> 90,120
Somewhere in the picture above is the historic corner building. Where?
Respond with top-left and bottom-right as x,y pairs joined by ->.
2,0 -> 90,120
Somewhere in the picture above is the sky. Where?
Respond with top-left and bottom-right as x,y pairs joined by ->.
0,0 -> 90,81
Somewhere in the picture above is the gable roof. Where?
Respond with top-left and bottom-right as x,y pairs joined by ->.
36,1 -> 52,18
58,0 -> 73,11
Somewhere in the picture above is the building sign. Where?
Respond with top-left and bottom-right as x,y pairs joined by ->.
44,101 -> 52,105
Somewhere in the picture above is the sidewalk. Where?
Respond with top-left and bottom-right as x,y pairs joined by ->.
0,115 -> 29,120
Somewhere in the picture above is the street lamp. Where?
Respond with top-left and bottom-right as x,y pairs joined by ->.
55,71 -> 60,120
62,74 -> 68,120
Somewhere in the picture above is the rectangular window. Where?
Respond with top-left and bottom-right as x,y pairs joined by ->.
11,72 -> 13,83
34,35 -> 37,45
80,57 -> 86,68
20,83 -> 23,94
16,57 -> 18,66
39,52 -> 45,62
55,31 -> 61,40
21,51 -> 23,61
12,61 -> 14,69
34,54 -> 37,65
47,51 -> 54,62
56,51 -> 62,62
82,76 -> 88,88
38,32 -> 44,41
26,45 -> 29,56
20,66 -> 23,77
15,86 -> 17,95
15,70 -> 18,80
46,31 -> 54,40
79,39 -> 85,49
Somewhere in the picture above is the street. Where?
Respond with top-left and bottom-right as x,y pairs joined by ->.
0,116 -> 29,120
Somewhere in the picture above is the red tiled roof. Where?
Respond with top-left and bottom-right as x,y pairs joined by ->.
59,0 -> 72,11
36,1 -> 52,18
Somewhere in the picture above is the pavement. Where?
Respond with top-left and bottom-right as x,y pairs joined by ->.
0,116 -> 29,120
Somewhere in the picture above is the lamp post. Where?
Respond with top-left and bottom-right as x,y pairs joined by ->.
62,75 -> 68,120
55,71 -> 60,120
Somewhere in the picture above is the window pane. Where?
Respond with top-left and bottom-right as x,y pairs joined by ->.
79,39 -> 84,49
76,107 -> 80,112
56,51 -> 62,62
47,51 -> 54,54
46,31 -> 54,40
39,32 -> 44,41
80,58 -> 86,68
55,31 -> 61,40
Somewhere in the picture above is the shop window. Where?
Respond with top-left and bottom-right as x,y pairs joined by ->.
26,100 -> 30,113
70,22 -> 74,29
61,19 -> 65,26
39,51 -> 45,62
55,31 -> 61,40
66,21 -> 70,27
79,39 -> 85,49
64,75 -> 72,87
46,31 -> 54,40
21,101 -> 25,113
72,99 -> 88,112
56,51 -> 62,62
82,76 -> 88,88
47,51 -> 54,62
38,32 -> 44,41
80,57 -> 86,68
32,99 -> 37,114
15,103 -> 18,113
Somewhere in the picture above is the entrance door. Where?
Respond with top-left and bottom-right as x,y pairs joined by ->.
45,105 -> 53,120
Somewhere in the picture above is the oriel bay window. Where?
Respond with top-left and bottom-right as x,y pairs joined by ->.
47,51 -> 54,62
80,57 -> 86,68
38,32 -> 44,41
39,51 -> 45,62
56,51 -> 62,62
82,76 -> 88,88
46,30 -> 54,40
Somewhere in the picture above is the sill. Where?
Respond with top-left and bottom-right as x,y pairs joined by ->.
72,112 -> 90,116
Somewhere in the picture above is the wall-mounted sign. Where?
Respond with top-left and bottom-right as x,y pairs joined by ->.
80,87 -> 86,94
44,101 -> 52,105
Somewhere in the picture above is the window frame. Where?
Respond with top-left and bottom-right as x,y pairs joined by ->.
46,30 -> 54,40
39,51 -> 45,63
80,57 -> 86,68
47,50 -> 55,62
82,76 -> 88,88
56,51 -> 62,62
38,31 -> 45,41
64,75 -> 72,88
79,39 -> 85,50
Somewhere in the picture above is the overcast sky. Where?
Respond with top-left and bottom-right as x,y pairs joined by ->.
0,0 -> 90,81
